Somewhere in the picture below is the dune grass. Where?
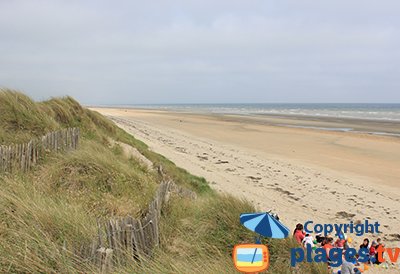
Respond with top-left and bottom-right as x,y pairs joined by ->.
0,89 -> 327,273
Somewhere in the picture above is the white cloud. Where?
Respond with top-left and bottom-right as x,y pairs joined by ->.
0,0 -> 399,103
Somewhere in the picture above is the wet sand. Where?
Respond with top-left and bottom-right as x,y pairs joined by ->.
92,107 -> 400,252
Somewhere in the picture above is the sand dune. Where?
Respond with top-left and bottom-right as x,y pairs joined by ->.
92,108 -> 400,252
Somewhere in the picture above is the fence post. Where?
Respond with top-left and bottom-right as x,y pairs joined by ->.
96,247 -> 106,272
0,146 -> 3,172
133,219 -> 145,259
124,218 -> 134,260
27,141 -> 32,171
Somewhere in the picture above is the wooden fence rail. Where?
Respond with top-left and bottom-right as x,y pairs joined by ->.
92,180 -> 196,272
0,127 -> 80,173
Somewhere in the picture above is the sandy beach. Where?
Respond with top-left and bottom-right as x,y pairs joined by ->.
92,108 -> 400,249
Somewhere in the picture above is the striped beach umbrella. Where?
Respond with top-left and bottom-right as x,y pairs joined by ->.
240,212 -> 290,239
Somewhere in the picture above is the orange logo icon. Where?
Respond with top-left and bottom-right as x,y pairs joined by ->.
232,244 -> 269,273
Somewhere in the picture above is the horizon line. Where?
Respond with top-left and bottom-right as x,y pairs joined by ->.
86,102 -> 400,106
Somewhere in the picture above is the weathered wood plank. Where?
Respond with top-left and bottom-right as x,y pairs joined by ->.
104,248 -> 113,273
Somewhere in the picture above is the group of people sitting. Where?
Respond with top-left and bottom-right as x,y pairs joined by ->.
293,223 -> 386,273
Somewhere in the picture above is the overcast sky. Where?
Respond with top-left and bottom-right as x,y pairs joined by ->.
0,0 -> 399,104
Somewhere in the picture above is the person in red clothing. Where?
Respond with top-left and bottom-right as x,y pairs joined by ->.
369,241 -> 377,262
293,223 -> 305,244
335,238 -> 345,249
323,238 -> 334,259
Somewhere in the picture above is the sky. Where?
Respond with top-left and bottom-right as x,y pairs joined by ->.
0,0 -> 399,104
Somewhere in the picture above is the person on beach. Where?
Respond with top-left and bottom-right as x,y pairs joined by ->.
315,234 -> 325,244
293,223 -> 305,244
369,241 -> 377,263
340,257 -> 362,274
359,238 -> 369,250
302,233 -> 315,249
375,238 -> 384,265
335,237 -> 346,249
322,237 -> 334,261
358,238 -> 371,263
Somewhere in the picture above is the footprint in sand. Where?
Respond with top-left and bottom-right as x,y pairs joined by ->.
247,175 -> 262,182
197,155 -> 208,161
215,160 -> 229,164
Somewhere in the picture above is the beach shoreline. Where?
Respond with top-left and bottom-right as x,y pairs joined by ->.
91,106 -> 400,137
92,107 -> 400,249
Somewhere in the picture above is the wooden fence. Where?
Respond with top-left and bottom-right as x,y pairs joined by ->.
1,127 -> 195,272
0,127 -> 80,173
90,180 -> 196,272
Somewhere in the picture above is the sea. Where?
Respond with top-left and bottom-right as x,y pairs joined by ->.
113,103 -> 400,122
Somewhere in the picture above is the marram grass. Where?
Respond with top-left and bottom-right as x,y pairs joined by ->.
0,89 -> 327,273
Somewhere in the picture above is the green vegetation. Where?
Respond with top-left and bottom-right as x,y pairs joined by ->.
0,89 -> 327,273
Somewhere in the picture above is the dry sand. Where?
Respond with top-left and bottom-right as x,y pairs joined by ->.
93,107 -> 400,270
